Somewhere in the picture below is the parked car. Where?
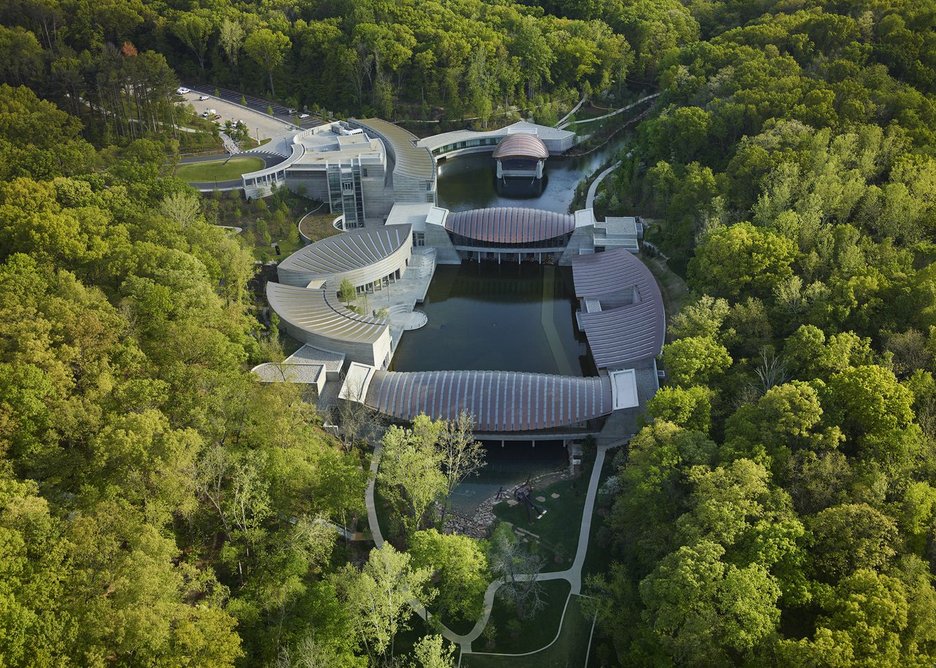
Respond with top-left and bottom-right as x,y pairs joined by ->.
176,87 -> 190,94
198,94 -> 209,101
299,113 -> 310,119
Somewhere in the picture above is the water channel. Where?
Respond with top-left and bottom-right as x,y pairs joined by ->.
413,133 -> 629,516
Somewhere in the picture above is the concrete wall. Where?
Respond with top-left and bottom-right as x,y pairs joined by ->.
285,171 -> 329,202
279,319 -> 392,368
423,224 -> 461,264
559,225 -> 596,265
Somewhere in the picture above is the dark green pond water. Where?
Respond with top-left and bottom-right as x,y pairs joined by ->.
436,141 -> 623,213
390,263 -> 592,376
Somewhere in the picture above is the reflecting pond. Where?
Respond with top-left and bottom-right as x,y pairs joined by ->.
390,262 -> 592,376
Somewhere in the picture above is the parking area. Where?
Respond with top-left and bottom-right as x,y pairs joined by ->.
180,89 -> 295,147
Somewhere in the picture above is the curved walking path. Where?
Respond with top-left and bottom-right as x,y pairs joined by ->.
555,94 -> 588,129
559,93 -> 660,130
586,161 -> 622,210
364,439 -> 625,653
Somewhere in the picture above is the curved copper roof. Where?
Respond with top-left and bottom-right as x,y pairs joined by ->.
445,207 -> 575,245
492,133 -> 549,160
364,370 -> 613,432
572,249 -> 665,369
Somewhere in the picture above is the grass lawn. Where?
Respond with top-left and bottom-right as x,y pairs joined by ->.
581,452 -> 619,580
299,211 -> 341,243
175,156 -> 265,182
463,593 -> 594,667
474,579 -> 570,656
492,474 -> 589,572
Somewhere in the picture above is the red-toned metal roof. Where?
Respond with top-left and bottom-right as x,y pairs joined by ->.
364,370 -> 613,432
444,207 -> 575,245
492,133 -> 549,160
572,249 -> 665,368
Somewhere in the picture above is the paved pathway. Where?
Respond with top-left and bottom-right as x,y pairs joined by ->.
586,161 -> 622,210
364,438 -> 625,653
555,94 -> 588,129
560,93 -> 660,130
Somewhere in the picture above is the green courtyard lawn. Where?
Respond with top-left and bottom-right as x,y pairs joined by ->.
463,585 -> 596,666
463,593 -> 594,667
298,211 -> 341,243
475,579 -> 570,655
175,155 -> 265,182
492,473 -> 589,572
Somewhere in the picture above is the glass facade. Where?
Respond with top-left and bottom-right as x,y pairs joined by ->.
326,160 -> 366,228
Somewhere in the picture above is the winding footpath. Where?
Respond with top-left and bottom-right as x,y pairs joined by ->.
558,92 -> 660,130
586,161 -> 623,210
365,439 -> 626,653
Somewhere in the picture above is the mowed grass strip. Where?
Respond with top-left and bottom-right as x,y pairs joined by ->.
175,156 -> 265,182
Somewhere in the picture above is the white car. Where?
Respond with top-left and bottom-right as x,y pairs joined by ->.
199,95 -> 209,101
177,87 -> 190,95
299,113 -> 310,119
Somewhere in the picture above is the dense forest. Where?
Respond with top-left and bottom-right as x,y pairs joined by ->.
0,0 -> 935,666
590,0 -> 936,665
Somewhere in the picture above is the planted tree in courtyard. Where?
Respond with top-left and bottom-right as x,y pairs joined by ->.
339,278 -> 356,307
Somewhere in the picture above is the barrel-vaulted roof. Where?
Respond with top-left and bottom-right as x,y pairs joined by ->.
364,370 -> 613,432
572,249 -> 665,369
277,225 -> 412,287
492,133 -> 549,160
354,118 -> 435,181
444,207 -> 575,245
266,282 -> 387,345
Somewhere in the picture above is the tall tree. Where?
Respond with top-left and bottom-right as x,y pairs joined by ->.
244,28 -> 291,98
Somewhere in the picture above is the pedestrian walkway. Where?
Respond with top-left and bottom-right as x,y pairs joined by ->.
586,161 -> 622,209
364,438 -> 626,653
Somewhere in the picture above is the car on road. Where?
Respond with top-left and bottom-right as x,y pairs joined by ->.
199,95 -> 210,101
177,87 -> 190,95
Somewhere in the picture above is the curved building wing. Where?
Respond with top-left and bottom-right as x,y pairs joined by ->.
277,225 -> 413,288
572,248 -> 665,369
492,133 -> 549,160
364,370 -> 613,432
444,207 -> 575,245
354,118 -> 435,181
266,282 -> 391,366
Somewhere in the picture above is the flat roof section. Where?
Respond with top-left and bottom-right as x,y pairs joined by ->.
364,370 -> 614,432
339,362 -> 376,401
445,207 -> 575,245
286,345 -> 345,374
417,121 -> 575,153
251,362 -> 325,384
609,369 -> 639,410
